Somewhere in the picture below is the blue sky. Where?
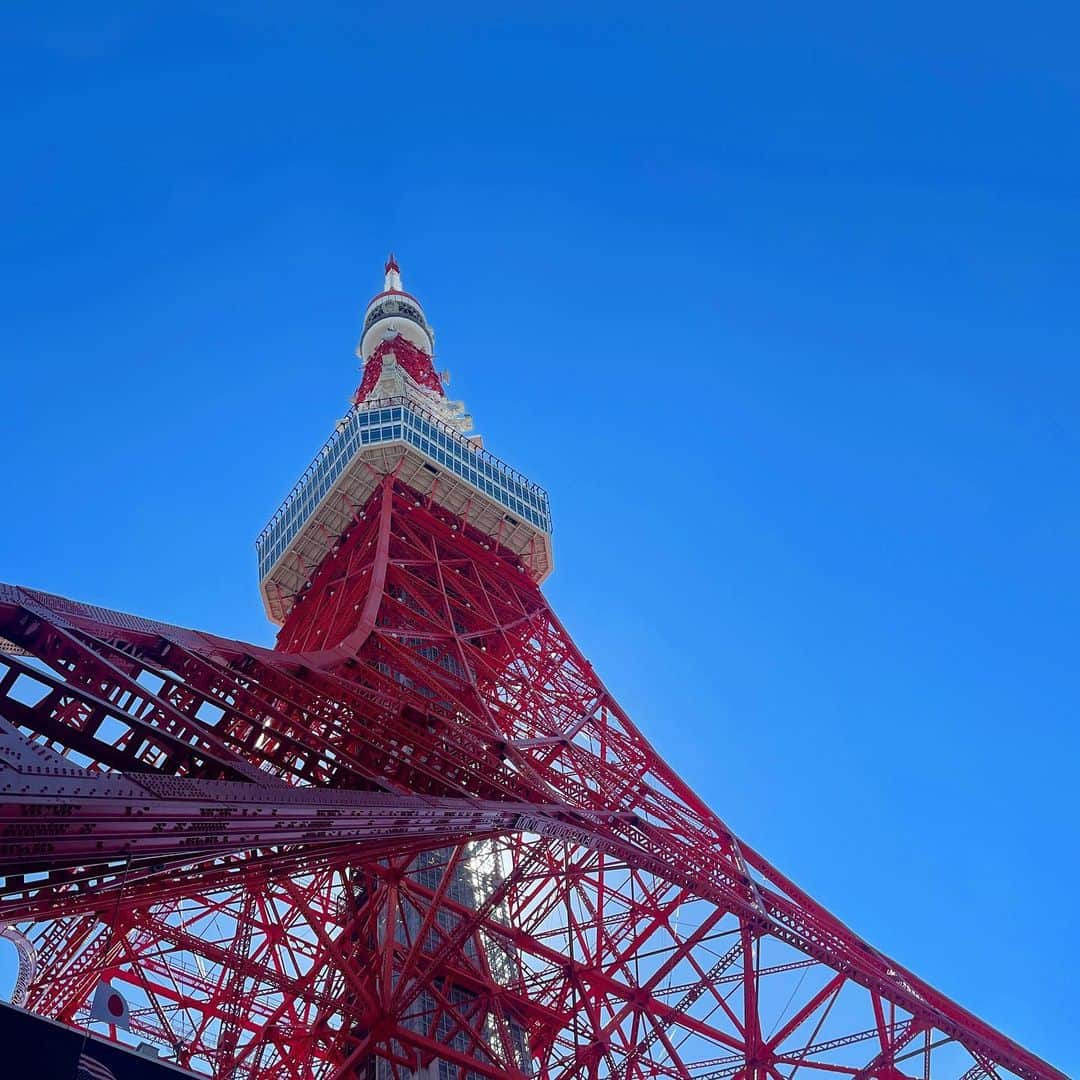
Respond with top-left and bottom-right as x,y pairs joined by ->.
2,3 -> 1077,1073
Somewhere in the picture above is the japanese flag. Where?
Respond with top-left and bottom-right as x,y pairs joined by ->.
89,981 -> 130,1030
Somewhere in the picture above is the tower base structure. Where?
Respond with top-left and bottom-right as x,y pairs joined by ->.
0,479 -> 1064,1080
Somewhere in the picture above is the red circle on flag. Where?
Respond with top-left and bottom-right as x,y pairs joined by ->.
107,992 -> 124,1017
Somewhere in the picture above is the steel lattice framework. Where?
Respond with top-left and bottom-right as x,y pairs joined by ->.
0,470 -> 1064,1080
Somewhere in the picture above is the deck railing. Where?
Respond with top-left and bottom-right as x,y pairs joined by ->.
256,396 -> 551,581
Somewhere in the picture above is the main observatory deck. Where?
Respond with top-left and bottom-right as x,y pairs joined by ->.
256,396 -> 553,623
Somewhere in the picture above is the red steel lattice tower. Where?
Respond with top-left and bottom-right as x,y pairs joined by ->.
0,258 -> 1066,1080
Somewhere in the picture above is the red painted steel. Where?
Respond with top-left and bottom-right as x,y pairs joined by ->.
354,335 -> 444,403
0,478 -> 1065,1080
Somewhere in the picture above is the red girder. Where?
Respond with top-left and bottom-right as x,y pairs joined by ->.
0,478 -> 1064,1080
354,335 -> 444,404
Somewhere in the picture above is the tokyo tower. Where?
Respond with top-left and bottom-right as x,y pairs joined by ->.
0,257 -> 1065,1080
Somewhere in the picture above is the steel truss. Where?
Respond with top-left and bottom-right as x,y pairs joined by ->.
0,475 -> 1063,1080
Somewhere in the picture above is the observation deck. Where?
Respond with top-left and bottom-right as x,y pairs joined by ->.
256,396 -> 553,624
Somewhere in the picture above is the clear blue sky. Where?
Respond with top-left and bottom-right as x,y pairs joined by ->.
2,3 -> 1077,1074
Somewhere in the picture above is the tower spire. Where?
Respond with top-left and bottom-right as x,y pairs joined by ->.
383,251 -> 402,292
359,254 -> 432,364
354,255 -> 474,431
